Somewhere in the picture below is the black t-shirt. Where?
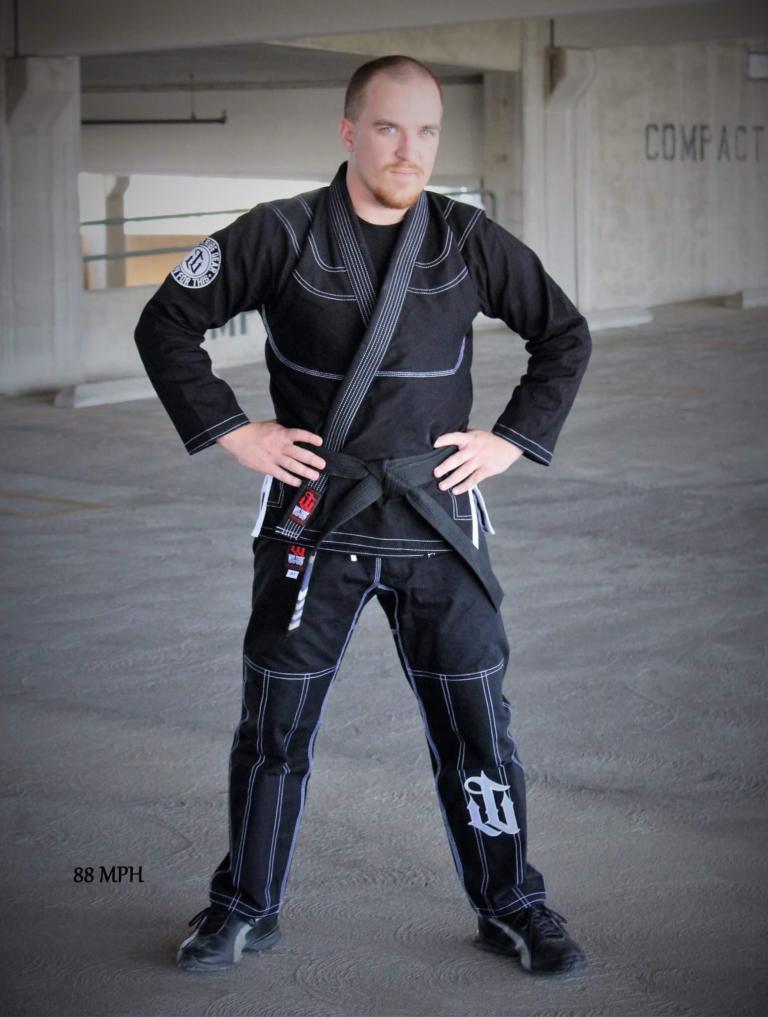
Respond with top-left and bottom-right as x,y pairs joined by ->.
356,216 -> 403,286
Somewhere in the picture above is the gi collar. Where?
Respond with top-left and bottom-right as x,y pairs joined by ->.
276,162 -> 431,624
328,159 -> 428,331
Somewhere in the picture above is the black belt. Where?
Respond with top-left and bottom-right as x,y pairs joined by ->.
278,445 -> 504,632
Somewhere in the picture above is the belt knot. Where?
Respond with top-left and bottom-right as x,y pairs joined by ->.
380,465 -> 410,500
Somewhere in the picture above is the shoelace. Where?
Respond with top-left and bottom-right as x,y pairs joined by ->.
529,904 -> 569,939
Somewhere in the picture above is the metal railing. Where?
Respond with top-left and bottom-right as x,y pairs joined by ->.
80,208 -> 251,263
80,188 -> 495,264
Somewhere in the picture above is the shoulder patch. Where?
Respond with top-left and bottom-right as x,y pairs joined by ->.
171,237 -> 222,289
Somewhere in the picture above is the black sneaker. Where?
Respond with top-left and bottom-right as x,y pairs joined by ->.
474,903 -> 586,976
176,904 -> 281,972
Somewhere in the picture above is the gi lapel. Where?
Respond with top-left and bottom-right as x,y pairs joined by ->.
277,161 -> 429,541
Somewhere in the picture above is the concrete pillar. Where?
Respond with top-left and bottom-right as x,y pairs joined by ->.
481,71 -> 523,237
81,224 -> 107,291
80,174 -> 107,290
516,19 -> 548,261
0,56 -> 84,394
546,45 -> 596,312
518,20 -> 599,312
105,175 -> 129,289
80,174 -> 130,290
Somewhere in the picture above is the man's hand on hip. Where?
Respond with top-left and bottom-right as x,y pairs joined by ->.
432,428 -> 523,494
216,419 -> 326,486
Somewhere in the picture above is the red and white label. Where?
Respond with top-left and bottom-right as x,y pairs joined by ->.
289,489 -> 319,527
285,542 -> 307,575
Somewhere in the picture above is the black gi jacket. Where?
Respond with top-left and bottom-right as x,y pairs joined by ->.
134,160 -> 592,558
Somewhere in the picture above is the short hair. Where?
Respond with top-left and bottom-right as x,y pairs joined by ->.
343,55 -> 443,122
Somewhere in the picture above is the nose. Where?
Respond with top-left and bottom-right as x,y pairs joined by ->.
394,132 -> 418,165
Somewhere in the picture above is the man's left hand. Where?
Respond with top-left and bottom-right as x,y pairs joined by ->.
432,428 -> 523,495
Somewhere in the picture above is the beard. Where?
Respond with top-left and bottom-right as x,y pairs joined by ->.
368,170 -> 423,210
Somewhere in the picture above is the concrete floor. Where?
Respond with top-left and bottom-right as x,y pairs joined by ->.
1,299 -> 766,1017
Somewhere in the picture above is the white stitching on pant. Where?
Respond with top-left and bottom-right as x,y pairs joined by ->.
477,890 -> 547,917
374,582 -> 469,896
218,656 -> 250,918
439,675 -> 493,910
263,773 -> 285,912
208,891 -> 281,918
277,569 -> 379,904
243,655 -> 336,680
473,892 -> 547,918
480,671 -> 524,888
282,678 -> 311,753
232,672 -> 270,888
373,579 -> 533,918
408,659 -> 505,681
263,676 -> 310,910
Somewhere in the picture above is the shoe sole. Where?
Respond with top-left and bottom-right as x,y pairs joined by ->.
177,926 -> 281,972
473,933 -> 586,978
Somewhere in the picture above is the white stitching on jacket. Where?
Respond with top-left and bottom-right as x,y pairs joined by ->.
184,412 -> 248,446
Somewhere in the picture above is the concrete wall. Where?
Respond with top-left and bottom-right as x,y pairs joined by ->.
586,35 -> 768,308
555,2 -> 767,48
80,83 -> 482,187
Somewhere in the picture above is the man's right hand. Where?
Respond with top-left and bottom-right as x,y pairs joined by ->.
215,419 -> 326,486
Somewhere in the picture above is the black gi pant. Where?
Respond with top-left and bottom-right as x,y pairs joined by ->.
208,532 -> 546,921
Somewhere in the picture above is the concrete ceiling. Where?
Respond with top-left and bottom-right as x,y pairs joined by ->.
68,2 -> 767,96
80,41 -> 483,94
3,0 -> 731,57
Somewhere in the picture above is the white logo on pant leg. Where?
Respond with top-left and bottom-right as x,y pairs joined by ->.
464,771 -> 520,837
171,236 -> 221,288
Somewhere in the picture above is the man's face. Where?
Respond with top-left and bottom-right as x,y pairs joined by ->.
340,72 -> 442,211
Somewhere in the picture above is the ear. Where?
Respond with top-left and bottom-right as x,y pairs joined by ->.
338,117 -> 355,153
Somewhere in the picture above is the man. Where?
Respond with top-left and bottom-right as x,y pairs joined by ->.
135,55 -> 592,978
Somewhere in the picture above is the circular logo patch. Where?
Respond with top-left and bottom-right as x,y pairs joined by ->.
171,236 -> 222,289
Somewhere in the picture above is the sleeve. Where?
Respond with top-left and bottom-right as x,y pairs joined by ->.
134,203 -> 285,455
462,212 -> 592,466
